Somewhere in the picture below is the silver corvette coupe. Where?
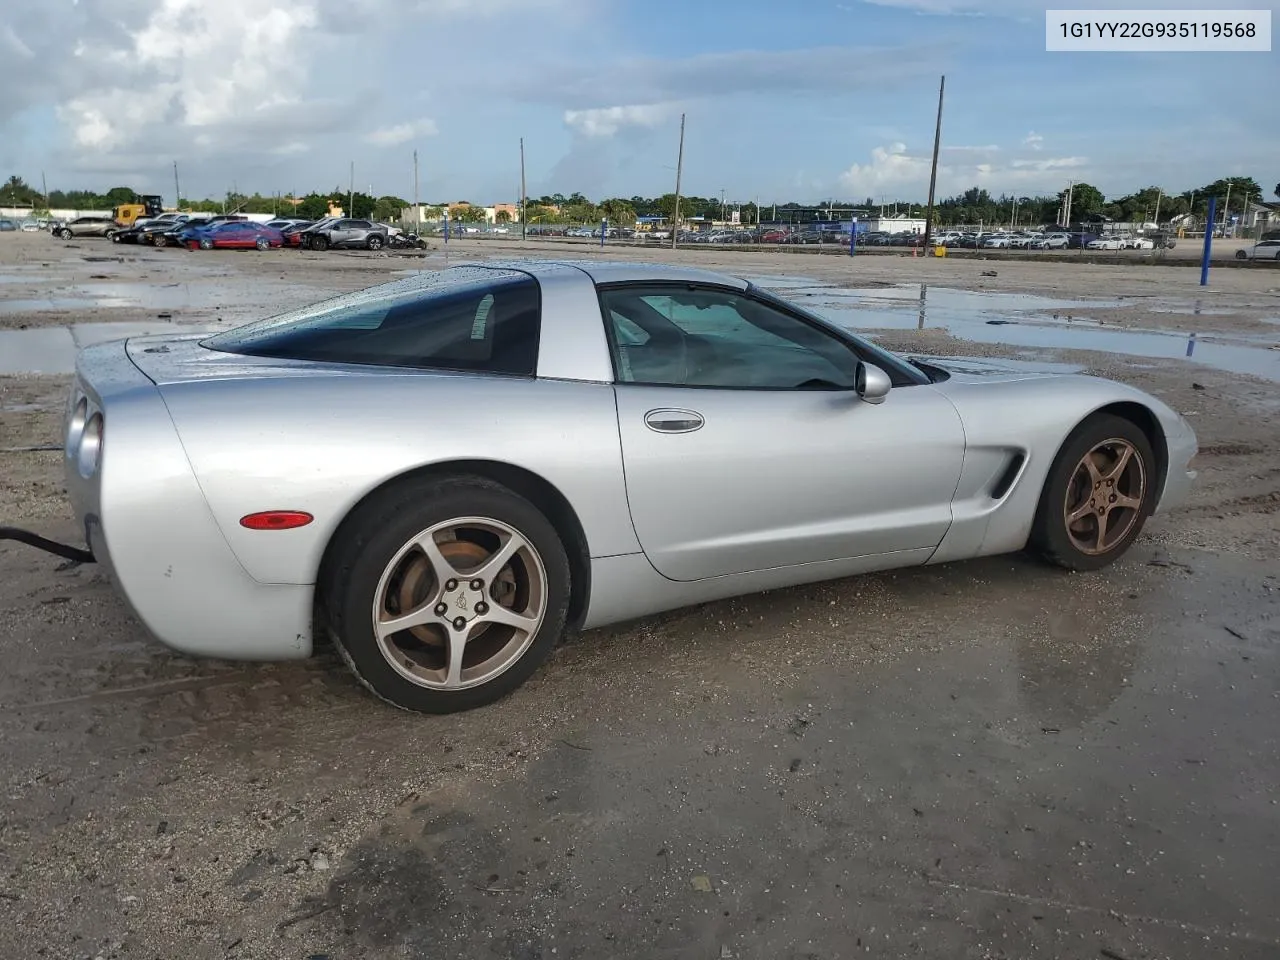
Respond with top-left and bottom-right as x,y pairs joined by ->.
57,259 -> 1197,712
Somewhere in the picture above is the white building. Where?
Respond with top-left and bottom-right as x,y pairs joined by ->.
861,215 -> 927,234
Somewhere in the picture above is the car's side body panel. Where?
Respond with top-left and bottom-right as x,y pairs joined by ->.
924,365 -> 1197,564
580,547 -> 935,630
611,382 -> 965,581
152,368 -> 640,585
65,342 -> 314,660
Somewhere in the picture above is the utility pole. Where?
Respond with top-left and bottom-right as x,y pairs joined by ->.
1011,195 -> 1018,231
41,170 -> 48,209
413,149 -> 420,232
922,74 -> 945,249
520,137 -> 527,241
349,161 -> 354,219
1153,187 -> 1162,227
671,113 -> 685,250
1222,181 -> 1232,236
1064,179 -> 1076,228
173,161 -> 180,209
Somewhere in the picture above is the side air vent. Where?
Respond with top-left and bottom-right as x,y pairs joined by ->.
990,452 -> 1026,499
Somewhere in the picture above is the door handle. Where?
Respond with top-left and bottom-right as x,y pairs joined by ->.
644,408 -> 704,434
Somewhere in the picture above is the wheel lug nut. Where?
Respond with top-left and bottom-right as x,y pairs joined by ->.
453,617 -> 466,630
445,579 -> 458,591
475,602 -> 489,616
470,579 -> 484,591
434,603 -> 447,616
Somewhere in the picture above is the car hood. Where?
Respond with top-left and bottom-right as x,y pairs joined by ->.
907,354 -> 1076,384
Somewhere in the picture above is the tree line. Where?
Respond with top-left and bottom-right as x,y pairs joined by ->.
1,174 -> 1271,227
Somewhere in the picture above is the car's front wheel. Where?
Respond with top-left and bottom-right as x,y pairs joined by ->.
199,237 -> 213,250
311,234 -> 329,251
255,237 -> 269,250
57,228 -> 72,239
1030,413 -> 1157,572
322,475 -> 571,713
367,234 -> 384,250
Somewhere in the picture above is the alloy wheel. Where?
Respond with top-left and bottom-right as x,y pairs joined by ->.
1063,438 -> 1146,555
371,517 -> 547,691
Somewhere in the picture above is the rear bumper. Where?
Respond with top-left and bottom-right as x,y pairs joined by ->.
65,343 -> 315,661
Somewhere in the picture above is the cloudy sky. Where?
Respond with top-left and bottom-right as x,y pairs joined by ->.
0,0 -> 1274,205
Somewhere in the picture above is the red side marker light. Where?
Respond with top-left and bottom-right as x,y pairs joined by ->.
240,511 -> 314,530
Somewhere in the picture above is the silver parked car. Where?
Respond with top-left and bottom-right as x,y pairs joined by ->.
53,216 -> 118,239
300,217 -> 390,251
56,260 -> 1198,713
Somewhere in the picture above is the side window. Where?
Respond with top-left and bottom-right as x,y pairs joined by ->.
599,285 -> 857,390
203,268 -> 541,376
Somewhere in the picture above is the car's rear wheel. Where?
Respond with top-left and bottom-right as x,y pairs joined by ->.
1030,413 -> 1157,572
322,475 -> 571,713
311,234 -> 329,251
199,237 -> 213,250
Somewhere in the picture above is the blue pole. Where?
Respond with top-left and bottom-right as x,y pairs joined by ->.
1200,196 -> 1216,286
443,213 -> 449,245
601,217 -> 607,247
849,217 -> 858,256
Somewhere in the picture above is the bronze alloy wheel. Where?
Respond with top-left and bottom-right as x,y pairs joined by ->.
1062,437 -> 1146,556
371,517 -> 547,691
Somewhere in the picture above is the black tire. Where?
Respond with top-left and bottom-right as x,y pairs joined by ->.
1235,249 -> 1248,260
58,228 -> 72,239
311,234 -> 329,251
255,237 -> 269,250
199,237 -> 213,250
366,234 -> 384,250
1029,413 -> 1157,572
321,474 -> 571,713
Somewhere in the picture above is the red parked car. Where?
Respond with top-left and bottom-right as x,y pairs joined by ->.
186,221 -> 285,251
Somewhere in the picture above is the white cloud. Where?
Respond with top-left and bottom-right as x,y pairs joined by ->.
838,141 -> 1090,196
365,119 -> 439,146
1023,132 -> 1044,151
57,0 -> 321,150
563,103 -> 677,138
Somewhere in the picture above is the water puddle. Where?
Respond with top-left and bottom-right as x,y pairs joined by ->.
750,280 -> 1280,382
0,322 -> 223,375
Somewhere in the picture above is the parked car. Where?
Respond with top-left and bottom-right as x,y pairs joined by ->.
53,216 -> 118,239
300,218 -> 390,251
1086,236 -> 1123,251
281,220 -> 320,247
113,214 -> 194,245
50,260 -> 1198,714
0,219 -> 16,232
156,217 -> 212,247
185,221 -> 284,250
1235,240 -> 1280,261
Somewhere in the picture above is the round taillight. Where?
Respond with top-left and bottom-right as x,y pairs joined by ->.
77,412 -> 103,478
240,511 -> 314,530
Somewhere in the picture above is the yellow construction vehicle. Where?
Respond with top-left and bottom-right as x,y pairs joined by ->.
113,195 -> 164,228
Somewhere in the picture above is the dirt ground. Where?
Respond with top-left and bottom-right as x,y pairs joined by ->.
0,232 -> 1277,959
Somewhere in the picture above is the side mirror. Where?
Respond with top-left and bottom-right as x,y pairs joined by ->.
855,361 -> 891,405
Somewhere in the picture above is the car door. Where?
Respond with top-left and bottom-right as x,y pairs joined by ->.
600,282 -> 967,583
329,219 -> 356,246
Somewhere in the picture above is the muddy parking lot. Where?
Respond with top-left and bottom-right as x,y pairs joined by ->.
1,232 -> 1278,959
